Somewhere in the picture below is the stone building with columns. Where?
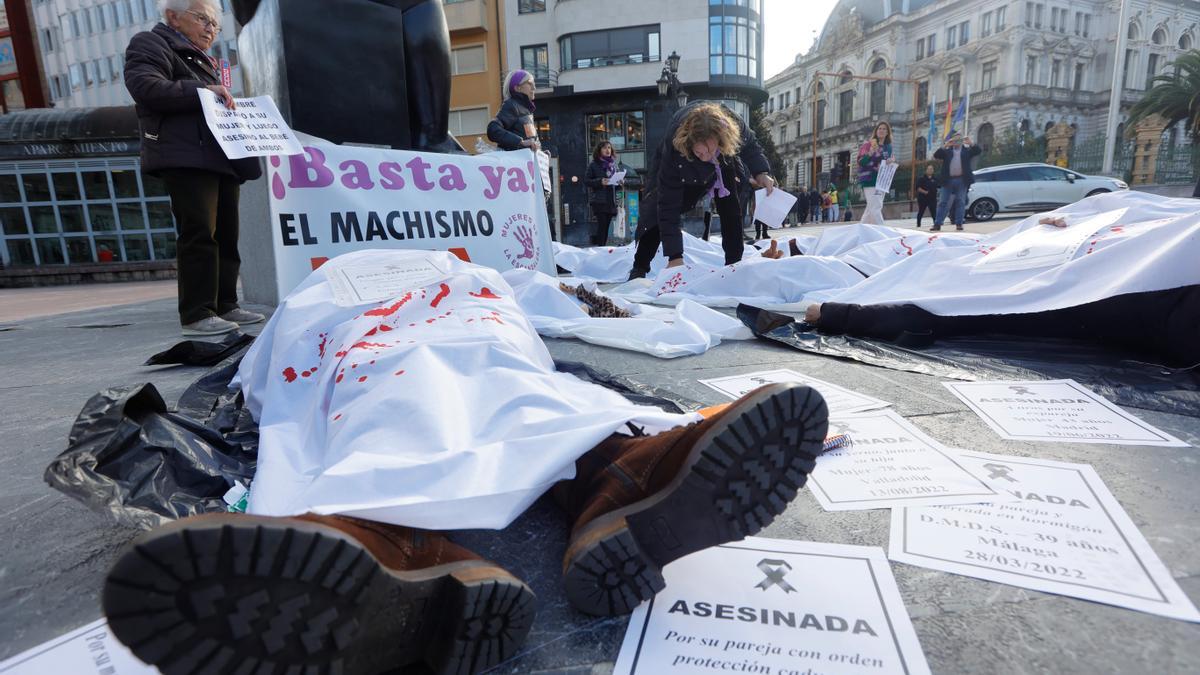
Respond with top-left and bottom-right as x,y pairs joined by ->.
765,0 -> 1200,193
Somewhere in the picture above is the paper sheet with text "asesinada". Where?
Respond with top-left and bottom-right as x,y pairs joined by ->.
807,410 -> 1006,511
889,451 -> 1200,622
700,369 -> 890,416
198,89 -> 304,160
614,538 -> 931,675
943,379 -> 1188,447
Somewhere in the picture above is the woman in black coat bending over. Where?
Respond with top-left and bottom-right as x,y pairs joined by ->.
584,141 -> 624,246
487,70 -> 541,152
629,102 -> 774,279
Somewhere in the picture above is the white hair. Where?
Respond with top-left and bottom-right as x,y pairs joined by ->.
159,0 -> 218,18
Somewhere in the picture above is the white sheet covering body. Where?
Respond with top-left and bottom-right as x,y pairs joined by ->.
237,250 -> 698,530
828,192 -> 1200,315
553,232 -> 758,283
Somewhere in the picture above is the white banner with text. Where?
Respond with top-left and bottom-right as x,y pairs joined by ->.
267,143 -> 555,298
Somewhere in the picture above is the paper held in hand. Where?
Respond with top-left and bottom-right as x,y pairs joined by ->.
198,89 -> 304,160
752,187 -> 798,229
890,451 -> 1200,622
874,161 -> 899,193
613,538 -> 931,675
608,169 -> 627,185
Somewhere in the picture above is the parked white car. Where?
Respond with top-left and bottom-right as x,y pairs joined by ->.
966,163 -> 1129,220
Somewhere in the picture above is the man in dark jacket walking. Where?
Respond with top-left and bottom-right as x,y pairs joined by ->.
931,132 -> 981,231
124,0 -> 263,336
808,186 -> 822,223
795,188 -> 809,225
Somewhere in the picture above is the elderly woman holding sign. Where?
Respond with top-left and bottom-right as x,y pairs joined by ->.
856,121 -> 897,225
487,70 -> 541,152
124,0 -> 263,336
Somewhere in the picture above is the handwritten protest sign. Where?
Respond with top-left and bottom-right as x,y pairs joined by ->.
198,89 -> 303,159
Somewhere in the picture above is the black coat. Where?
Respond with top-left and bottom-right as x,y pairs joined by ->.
584,159 -> 619,214
486,93 -> 536,151
124,24 -> 261,181
808,190 -> 821,208
646,102 -> 771,258
932,144 -> 982,185
916,175 -> 940,202
795,190 -> 809,213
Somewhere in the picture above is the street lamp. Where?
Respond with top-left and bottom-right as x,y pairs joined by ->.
657,51 -> 688,108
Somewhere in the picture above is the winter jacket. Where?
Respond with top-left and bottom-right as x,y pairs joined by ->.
486,93 -> 537,151
643,102 -> 770,259
916,175 -> 940,203
933,144 -> 983,185
124,23 -> 261,181
584,159 -> 620,214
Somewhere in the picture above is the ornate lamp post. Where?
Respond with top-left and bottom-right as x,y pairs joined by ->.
656,51 -> 689,109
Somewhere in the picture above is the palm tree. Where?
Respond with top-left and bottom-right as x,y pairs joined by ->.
1125,49 -> 1200,195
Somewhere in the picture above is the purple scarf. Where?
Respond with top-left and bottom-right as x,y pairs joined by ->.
708,153 -> 731,200
601,155 -> 616,176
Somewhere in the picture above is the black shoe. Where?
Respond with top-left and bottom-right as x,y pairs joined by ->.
628,268 -> 648,281
956,225 -> 964,231
930,226 -> 942,232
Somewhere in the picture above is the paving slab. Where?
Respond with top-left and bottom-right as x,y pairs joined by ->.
0,295 -> 1197,675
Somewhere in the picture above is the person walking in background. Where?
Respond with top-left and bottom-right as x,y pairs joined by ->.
488,70 -> 541,152
821,189 -> 833,222
840,188 -> 852,222
809,186 -> 822,223
584,141 -> 622,246
125,0 -> 264,337
915,164 -> 939,228
796,188 -> 809,225
856,121 -> 896,225
627,101 -> 774,279
829,185 -> 840,222
932,131 -> 981,231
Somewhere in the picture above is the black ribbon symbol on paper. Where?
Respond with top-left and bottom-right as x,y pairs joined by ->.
1009,385 -> 1034,396
830,421 -> 852,436
755,559 -> 796,593
982,463 -> 1018,482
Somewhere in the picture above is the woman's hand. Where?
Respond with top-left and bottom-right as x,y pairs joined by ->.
754,173 -> 776,195
804,303 -> 822,323
206,85 -> 236,110
521,138 -> 541,151
601,177 -> 609,186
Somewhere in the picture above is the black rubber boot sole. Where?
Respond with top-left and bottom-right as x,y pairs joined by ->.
102,514 -> 535,675
562,383 -> 829,616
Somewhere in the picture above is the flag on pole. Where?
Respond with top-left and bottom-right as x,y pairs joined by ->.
964,86 -> 971,137
943,96 -> 968,143
941,96 -> 954,144
927,102 -> 936,155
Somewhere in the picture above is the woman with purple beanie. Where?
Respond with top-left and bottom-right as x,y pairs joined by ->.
487,70 -> 542,151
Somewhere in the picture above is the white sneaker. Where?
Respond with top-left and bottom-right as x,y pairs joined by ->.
219,308 -> 265,325
181,316 -> 239,336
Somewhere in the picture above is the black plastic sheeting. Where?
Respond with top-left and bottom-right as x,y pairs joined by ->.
737,304 -> 1200,418
144,331 -> 256,367
44,342 -> 698,530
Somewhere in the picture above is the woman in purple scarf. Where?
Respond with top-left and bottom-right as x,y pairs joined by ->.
584,140 -> 623,246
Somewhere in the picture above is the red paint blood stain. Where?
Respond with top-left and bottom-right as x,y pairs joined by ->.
1112,226 -> 1124,233
352,363 -> 358,369
301,370 -> 312,378
369,360 -> 376,365
282,367 -> 298,382
318,333 -> 328,359
335,350 -> 348,358
336,373 -> 344,383
899,238 -> 914,256
358,376 -> 368,383
364,292 -> 414,317
927,235 -> 940,244
466,318 -> 475,323
350,341 -> 389,351
481,311 -> 505,325
409,323 -> 417,327
394,370 -> 405,376
379,325 -> 393,332
364,327 -> 378,337
430,283 -> 452,308
333,414 -> 342,421
469,287 -> 501,299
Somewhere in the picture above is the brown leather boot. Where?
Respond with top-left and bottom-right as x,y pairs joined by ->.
103,512 -> 535,675
557,383 -> 828,616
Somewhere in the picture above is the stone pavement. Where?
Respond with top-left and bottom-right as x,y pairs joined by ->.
0,239 -> 1197,674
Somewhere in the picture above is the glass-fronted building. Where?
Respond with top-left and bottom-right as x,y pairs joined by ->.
0,106 -> 176,268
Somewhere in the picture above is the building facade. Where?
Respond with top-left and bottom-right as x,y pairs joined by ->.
3,0 -> 51,113
503,0 -> 767,242
446,0 -> 507,152
765,0 -> 1200,194
31,0 -> 243,109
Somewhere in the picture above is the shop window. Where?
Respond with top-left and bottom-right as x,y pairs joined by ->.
29,206 -> 59,233
111,170 -> 141,199
52,173 -> 81,201
142,174 -> 167,197
117,203 -> 145,230
146,202 -> 175,229
122,234 -> 150,260
6,238 -> 35,265
82,172 -> 111,200
152,233 -> 176,259
22,174 -> 51,202
64,237 -> 93,264
58,204 -> 88,232
89,204 -> 119,231
0,174 -> 20,203
0,206 -> 27,235
37,238 -> 65,264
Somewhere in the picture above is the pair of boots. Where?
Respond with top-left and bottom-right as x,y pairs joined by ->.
102,383 -> 829,675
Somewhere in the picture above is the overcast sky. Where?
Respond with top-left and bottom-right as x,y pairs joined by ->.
763,0 -> 841,79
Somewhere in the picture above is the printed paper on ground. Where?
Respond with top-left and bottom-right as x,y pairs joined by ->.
889,451 -> 1200,622
700,369 -> 890,415
614,538 -> 931,675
